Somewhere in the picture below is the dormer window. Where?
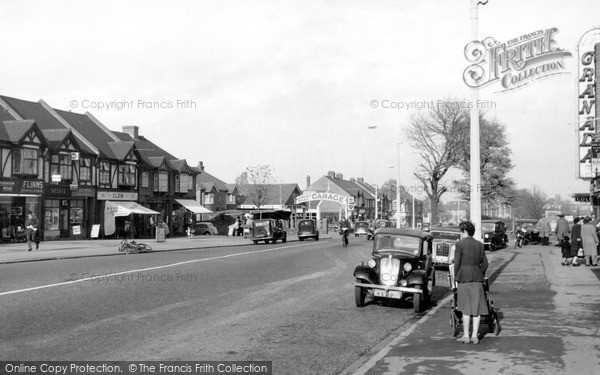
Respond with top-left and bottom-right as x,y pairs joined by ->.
12,148 -> 38,175
50,154 -> 72,180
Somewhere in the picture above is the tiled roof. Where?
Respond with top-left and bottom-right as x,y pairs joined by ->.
41,128 -> 71,149
0,120 -> 35,143
237,184 -> 301,206
54,109 -> 119,159
196,170 -> 229,192
107,141 -> 135,161
0,96 -> 65,130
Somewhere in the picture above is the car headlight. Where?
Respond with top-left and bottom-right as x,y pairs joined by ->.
367,259 -> 376,268
400,279 -> 408,287
484,234 -> 489,239
403,262 -> 412,272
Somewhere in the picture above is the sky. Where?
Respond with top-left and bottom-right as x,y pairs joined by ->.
1,0 -> 598,203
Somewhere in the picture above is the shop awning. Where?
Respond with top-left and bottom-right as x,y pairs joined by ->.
106,201 -> 160,216
175,199 -> 213,214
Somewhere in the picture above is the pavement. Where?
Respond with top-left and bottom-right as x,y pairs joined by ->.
2,236 -> 599,374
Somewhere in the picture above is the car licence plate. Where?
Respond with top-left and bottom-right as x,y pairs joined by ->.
374,290 -> 402,299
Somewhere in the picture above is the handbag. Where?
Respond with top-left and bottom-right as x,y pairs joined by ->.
577,248 -> 584,258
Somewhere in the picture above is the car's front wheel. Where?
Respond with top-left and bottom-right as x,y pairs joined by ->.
282,236 -> 287,243
355,279 -> 366,307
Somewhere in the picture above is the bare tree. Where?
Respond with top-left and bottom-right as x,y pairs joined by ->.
511,186 -> 548,219
238,165 -> 274,218
406,100 -> 468,224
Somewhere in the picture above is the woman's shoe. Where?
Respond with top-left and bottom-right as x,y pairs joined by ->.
471,337 -> 480,344
456,336 -> 470,344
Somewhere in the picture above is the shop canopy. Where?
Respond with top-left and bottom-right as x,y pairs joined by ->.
175,199 -> 213,214
106,201 -> 160,217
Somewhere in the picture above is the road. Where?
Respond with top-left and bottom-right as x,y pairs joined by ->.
0,236 -> 451,374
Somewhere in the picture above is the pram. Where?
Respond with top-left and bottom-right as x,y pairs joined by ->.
448,264 -> 500,337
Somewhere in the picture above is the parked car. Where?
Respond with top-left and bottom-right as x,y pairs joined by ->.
481,219 -> 508,251
367,219 -> 393,240
353,228 -> 435,313
192,222 -> 219,235
297,219 -> 319,241
430,226 -> 461,270
251,219 -> 287,244
354,221 -> 370,237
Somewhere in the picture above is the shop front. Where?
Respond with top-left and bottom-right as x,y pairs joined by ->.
0,178 -> 43,242
43,183 -> 91,240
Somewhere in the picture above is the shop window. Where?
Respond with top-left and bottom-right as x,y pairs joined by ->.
12,148 -> 38,175
70,200 -> 84,225
44,199 -> 60,231
50,154 -> 73,180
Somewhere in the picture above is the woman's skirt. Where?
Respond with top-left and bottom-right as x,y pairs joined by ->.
457,281 -> 489,316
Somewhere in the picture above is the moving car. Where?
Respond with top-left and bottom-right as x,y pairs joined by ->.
297,219 -> 319,241
191,222 -> 219,235
251,219 -> 287,244
354,221 -> 370,237
481,219 -> 508,251
430,226 -> 461,270
353,228 -> 435,313
367,219 -> 393,240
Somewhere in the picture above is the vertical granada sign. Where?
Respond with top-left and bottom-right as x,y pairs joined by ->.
578,28 -> 600,179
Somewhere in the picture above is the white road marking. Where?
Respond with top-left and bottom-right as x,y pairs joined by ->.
0,243 -> 313,297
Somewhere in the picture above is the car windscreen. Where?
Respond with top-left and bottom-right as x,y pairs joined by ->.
431,231 -> 461,241
255,221 -> 270,228
355,222 -> 369,228
481,223 -> 495,231
374,235 -> 421,255
376,221 -> 391,228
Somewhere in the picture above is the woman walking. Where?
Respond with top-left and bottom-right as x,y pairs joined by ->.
581,216 -> 599,266
454,221 -> 489,344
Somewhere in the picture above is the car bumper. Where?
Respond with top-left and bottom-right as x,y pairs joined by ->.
354,282 -> 424,294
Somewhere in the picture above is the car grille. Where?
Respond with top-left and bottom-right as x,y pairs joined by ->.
380,256 -> 400,287
435,243 -> 450,257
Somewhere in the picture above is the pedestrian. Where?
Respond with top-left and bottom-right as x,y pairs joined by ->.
580,216 -> 599,266
24,210 -> 39,251
453,221 -> 489,345
554,214 -> 570,246
560,235 -> 572,266
537,217 -> 551,246
570,217 -> 583,266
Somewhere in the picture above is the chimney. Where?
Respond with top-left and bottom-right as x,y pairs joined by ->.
123,125 -> 139,139
306,175 -> 311,189
328,171 -> 336,178
357,177 -> 364,183
197,161 -> 204,171
350,177 -> 355,183
335,173 -> 343,180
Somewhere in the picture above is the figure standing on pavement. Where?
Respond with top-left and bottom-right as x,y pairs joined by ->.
569,217 -> 583,266
537,217 -> 551,246
554,214 -> 570,247
24,210 -> 39,251
580,216 -> 599,266
453,221 -> 489,345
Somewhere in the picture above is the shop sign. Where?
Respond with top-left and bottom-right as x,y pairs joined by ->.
45,184 -> 71,197
21,180 -> 43,195
464,27 -> 571,92
0,179 -> 16,193
97,191 -> 138,200
295,192 -> 350,205
72,187 -> 95,197
577,28 -> 600,179
574,195 -> 591,202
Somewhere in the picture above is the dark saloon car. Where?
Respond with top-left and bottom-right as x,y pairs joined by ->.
354,221 -> 370,237
191,222 -> 219,235
481,219 -> 508,251
353,228 -> 435,313
430,226 -> 461,270
367,219 -> 394,240
251,219 -> 287,244
297,219 -> 319,241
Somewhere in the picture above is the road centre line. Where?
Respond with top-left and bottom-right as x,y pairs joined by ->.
0,243 -> 313,297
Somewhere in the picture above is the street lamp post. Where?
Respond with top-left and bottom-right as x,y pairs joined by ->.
374,184 -> 378,220
396,142 -> 401,228
470,0 -> 488,240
